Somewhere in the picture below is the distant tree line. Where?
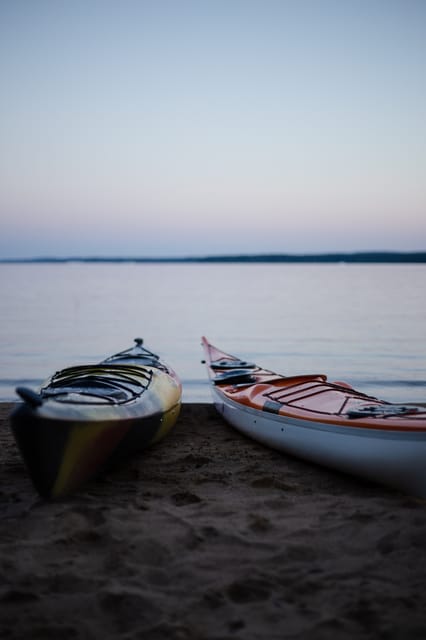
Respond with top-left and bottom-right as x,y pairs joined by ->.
2,252 -> 426,264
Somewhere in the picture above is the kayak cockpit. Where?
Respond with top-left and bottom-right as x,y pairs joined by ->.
40,364 -> 153,405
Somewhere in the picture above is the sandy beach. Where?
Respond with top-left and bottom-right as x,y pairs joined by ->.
1,402 -> 426,639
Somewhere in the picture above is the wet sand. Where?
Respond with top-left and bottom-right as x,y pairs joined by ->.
1,402 -> 426,639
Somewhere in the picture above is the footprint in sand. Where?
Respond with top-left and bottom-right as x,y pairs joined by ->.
180,453 -> 211,468
226,578 -> 271,603
171,491 -> 202,506
248,514 -> 272,533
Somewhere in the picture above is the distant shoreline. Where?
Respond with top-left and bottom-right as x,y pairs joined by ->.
1,251 -> 426,264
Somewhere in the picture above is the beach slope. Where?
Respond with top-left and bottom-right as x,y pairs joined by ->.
1,402 -> 426,639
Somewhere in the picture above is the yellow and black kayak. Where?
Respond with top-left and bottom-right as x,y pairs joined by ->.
10,338 -> 182,498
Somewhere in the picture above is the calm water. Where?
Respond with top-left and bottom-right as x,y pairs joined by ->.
0,263 -> 425,404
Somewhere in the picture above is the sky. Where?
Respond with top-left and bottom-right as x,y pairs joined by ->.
0,0 -> 425,258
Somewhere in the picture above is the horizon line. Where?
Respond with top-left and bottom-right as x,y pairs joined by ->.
1,250 -> 426,264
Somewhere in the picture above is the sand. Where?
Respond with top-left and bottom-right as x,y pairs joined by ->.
1,402 -> 426,639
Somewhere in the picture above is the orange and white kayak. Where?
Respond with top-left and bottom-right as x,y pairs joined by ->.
201,337 -> 426,498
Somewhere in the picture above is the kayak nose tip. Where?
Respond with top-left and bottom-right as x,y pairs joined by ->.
16,387 -> 43,408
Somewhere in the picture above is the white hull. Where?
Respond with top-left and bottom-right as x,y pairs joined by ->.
212,387 -> 426,498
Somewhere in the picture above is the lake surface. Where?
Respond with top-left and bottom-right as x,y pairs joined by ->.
0,263 -> 425,404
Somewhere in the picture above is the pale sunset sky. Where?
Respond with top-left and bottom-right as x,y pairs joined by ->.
1,0 -> 425,258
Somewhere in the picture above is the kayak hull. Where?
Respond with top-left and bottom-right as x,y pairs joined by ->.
202,337 -> 426,498
10,340 -> 181,498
